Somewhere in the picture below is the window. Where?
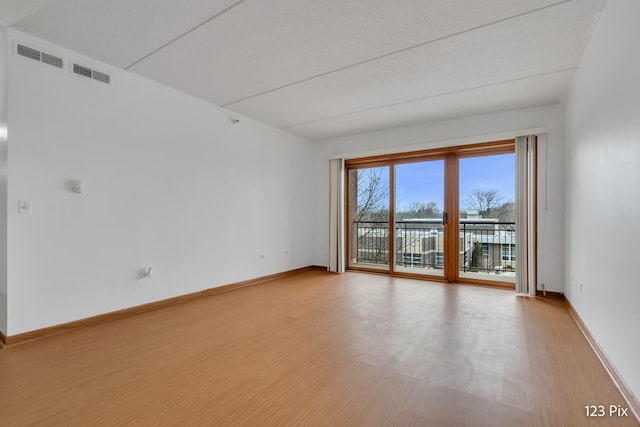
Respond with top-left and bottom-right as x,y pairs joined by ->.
403,253 -> 422,267
501,244 -> 516,261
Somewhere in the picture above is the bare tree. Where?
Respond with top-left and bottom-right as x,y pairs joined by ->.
492,201 -> 515,222
352,168 -> 390,264
397,201 -> 441,220
464,189 -> 505,218
356,168 -> 387,221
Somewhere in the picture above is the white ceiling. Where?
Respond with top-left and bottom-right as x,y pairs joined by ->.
1,0 -> 606,140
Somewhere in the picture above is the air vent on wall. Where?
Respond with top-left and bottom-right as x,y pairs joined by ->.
92,70 -> 110,84
72,63 -> 110,84
41,52 -> 63,68
17,44 -> 40,60
16,43 -> 64,69
73,63 -> 92,78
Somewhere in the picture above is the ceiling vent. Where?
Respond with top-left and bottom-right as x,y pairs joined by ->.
16,43 -> 64,69
72,63 -> 110,84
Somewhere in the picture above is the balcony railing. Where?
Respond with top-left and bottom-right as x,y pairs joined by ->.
394,220 -> 444,270
353,220 -> 390,265
460,222 -> 516,276
352,220 -> 516,276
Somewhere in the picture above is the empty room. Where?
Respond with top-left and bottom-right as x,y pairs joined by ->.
0,0 -> 638,425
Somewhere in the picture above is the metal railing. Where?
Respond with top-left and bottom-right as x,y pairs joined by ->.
353,220 -> 390,265
460,222 -> 516,275
352,220 -> 516,275
394,220 -> 444,269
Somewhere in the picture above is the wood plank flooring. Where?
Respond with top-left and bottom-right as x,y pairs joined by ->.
0,270 -> 637,426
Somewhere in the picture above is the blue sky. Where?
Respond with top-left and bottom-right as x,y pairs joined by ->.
393,153 -> 515,211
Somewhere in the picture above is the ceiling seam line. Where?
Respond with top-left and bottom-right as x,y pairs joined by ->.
276,67 -> 578,130
222,0 -> 574,107
124,0 -> 248,70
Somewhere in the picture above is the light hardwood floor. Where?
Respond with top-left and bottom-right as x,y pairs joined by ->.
0,270 -> 637,426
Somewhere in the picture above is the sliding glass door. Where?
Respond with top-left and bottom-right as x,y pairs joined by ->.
394,160 -> 445,277
458,153 -> 516,284
347,166 -> 390,271
345,140 -> 516,287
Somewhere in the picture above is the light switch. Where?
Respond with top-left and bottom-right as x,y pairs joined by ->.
18,200 -> 32,215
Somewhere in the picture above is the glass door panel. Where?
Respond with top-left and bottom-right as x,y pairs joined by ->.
394,160 -> 445,277
458,153 -> 516,283
348,166 -> 390,270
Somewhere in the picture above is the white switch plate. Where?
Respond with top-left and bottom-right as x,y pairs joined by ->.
18,200 -> 32,215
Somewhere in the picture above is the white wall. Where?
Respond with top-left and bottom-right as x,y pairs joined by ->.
0,29 -> 8,335
5,29 -> 315,335
564,0 -> 640,400
312,104 -> 566,292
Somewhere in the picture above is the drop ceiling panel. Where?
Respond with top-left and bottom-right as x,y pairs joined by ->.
12,0 -> 241,68
227,0 -> 602,129
130,0 -> 562,106
285,70 -> 574,140
6,0 -> 606,141
0,0 -> 56,26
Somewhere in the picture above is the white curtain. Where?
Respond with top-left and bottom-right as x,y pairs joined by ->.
515,136 -> 537,295
328,159 -> 345,273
